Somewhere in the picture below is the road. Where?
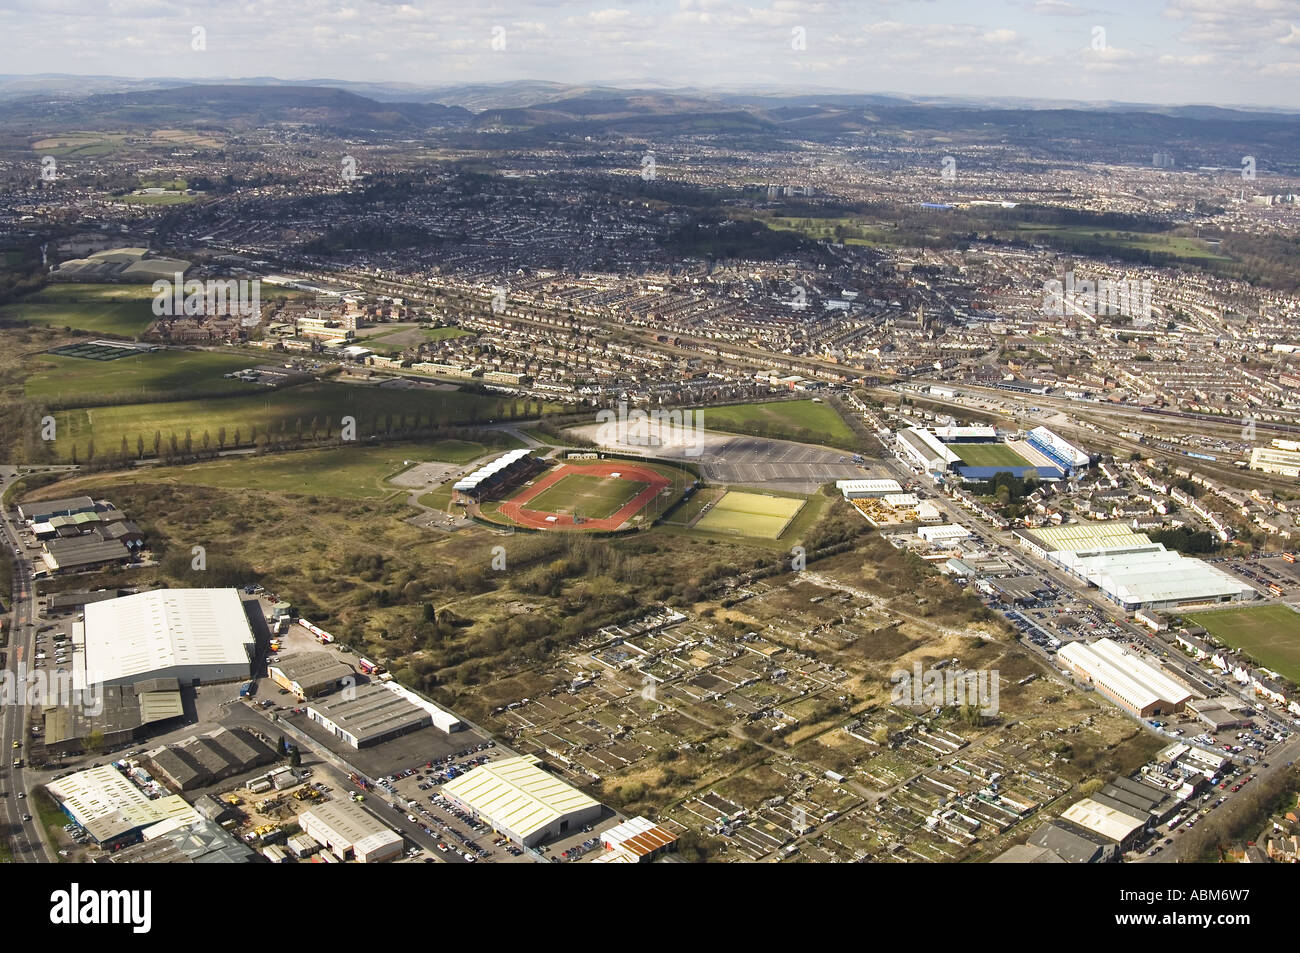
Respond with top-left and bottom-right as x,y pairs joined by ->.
0,475 -> 54,862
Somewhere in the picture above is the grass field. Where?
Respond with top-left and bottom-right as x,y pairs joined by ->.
366,325 -> 473,350
25,350 -> 256,401
49,381 -> 531,461
950,442 -> 1031,468
45,439 -> 504,500
695,489 -> 806,538
694,400 -> 856,447
1184,605 -> 1300,685
524,472 -> 647,519
1,283 -> 158,337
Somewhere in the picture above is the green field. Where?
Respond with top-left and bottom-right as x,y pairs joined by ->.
951,442 -> 1031,468
25,349 -> 256,401
524,472 -> 646,519
1184,605 -> 1300,685
694,400 -> 856,448
1,284 -> 158,337
50,439 -> 505,500
49,381 -> 530,462
694,489 -> 805,539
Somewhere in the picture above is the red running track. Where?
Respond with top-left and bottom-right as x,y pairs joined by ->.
496,462 -> 670,531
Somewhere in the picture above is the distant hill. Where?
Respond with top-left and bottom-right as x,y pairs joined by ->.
0,83 -> 471,134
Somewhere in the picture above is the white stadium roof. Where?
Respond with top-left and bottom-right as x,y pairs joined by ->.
80,588 -> 255,688
453,448 -> 532,492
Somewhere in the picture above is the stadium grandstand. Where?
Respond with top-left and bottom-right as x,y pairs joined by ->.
1026,426 -> 1092,475
933,425 -> 998,442
452,449 -> 535,501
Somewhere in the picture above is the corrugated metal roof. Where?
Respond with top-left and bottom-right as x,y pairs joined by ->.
443,755 -> 598,840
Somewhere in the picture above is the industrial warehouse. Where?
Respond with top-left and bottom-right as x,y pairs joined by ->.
36,678 -> 186,759
268,653 -> 356,700
441,754 -> 602,847
298,799 -> 404,863
1057,638 -> 1195,717
76,588 -> 257,689
1015,524 -> 1256,611
306,681 -> 461,748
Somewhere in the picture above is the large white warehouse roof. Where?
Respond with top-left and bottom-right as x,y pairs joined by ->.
1058,638 -> 1194,713
442,754 -> 599,844
80,588 -> 255,688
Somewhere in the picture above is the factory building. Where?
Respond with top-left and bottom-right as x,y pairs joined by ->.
306,682 -> 432,748
77,588 -> 256,690
299,799 -> 403,863
442,754 -> 602,847
835,479 -> 903,499
1057,638 -> 1195,717
1249,445 -> 1300,477
268,653 -> 356,699
600,815 -> 678,862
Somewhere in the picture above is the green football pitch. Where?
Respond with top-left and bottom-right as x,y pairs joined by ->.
1184,605 -> 1300,685
525,473 -> 646,519
950,442 -> 1031,468
694,490 -> 805,539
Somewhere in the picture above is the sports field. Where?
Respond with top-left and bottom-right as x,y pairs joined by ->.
526,472 -> 647,520
25,350 -> 255,401
1184,605 -> 1300,685
693,400 -> 856,447
496,461 -> 677,531
950,442 -> 1031,468
49,381 -> 528,461
1,284 -> 159,337
33,439 -> 502,500
694,489 -> 805,539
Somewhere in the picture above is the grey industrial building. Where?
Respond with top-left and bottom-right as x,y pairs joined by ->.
37,678 -> 186,759
145,727 -> 277,792
306,682 -> 431,748
269,653 -> 356,699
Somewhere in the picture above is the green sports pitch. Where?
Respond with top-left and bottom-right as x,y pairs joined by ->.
950,442 -> 1031,468
524,472 -> 646,520
1183,605 -> 1300,685
694,489 -> 805,539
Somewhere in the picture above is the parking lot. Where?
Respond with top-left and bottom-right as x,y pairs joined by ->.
358,741 -> 536,864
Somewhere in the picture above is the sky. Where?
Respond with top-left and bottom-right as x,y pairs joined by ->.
3,0 -> 1299,107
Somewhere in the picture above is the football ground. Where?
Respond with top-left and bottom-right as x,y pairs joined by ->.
525,472 -> 647,520
950,442 -> 1032,468
1184,604 -> 1300,684
495,460 -> 677,530
694,489 -> 805,539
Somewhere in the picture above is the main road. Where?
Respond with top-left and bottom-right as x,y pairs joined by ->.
0,473 -> 54,862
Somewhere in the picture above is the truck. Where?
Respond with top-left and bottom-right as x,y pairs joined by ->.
239,681 -> 254,698
357,657 -> 377,676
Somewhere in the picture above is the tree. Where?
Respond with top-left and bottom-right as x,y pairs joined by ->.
277,735 -> 287,758
137,435 -> 144,459
289,747 -> 301,768
83,729 -> 105,756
